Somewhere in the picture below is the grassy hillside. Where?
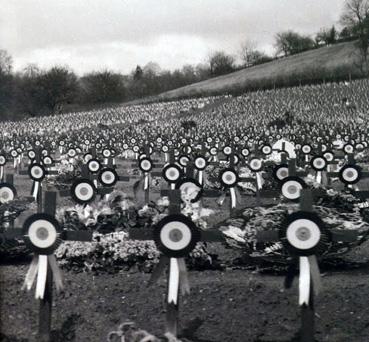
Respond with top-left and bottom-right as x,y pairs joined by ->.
150,41 -> 362,101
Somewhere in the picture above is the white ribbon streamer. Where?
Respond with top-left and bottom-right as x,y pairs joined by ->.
22,255 -> 39,291
299,256 -> 311,306
0,166 -> 3,181
168,258 -> 179,305
256,172 -> 264,190
144,173 -> 149,190
230,187 -> 236,208
316,171 -> 322,184
35,255 -> 48,299
198,171 -> 203,185
32,181 -> 40,200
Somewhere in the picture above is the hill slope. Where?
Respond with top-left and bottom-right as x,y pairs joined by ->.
152,41 -> 361,101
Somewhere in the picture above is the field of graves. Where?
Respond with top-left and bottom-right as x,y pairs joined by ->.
2,79 -> 369,341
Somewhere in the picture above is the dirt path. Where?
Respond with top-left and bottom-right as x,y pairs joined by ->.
2,264 -> 369,342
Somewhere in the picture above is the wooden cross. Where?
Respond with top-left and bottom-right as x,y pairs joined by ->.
326,153 -> 369,192
0,191 -> 92,342
128,189 -> 224,337
256,189 -> 358,342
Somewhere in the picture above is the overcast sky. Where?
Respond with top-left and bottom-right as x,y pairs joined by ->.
0,0 -> 347,75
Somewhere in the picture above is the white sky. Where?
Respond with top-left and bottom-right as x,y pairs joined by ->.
0,0 -> 347,75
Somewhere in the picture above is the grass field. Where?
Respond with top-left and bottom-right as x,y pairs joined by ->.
146,41 -> 361,102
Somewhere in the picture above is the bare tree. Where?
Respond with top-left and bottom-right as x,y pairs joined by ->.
340,0 -> 369,74
239,40 -> 257,67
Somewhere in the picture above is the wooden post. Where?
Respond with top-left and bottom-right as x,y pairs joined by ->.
300,189 -> 315,342
167,189 -> 181,335
301,288 -> 315,342
38,269 -> 53,342
37,184 -> 43,213
144,184 -> 150,204
38,191 -> 56,342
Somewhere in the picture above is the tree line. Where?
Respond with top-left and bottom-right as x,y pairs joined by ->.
0,0 -> 368,119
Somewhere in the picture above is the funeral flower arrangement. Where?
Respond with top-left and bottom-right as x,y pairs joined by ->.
54,191 -> 216,271
218,177 -> 369,262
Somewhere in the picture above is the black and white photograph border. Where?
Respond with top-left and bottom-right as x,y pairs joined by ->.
1,1 -> 369,341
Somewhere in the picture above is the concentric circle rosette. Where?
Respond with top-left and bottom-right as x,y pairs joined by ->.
209,147 -> 218,156
71,178 -> 96,204
67,148 -> 77,158
153,214 -> 200,258
87,158 -> 101,173
0,183 -> 16,203
280,176 -> 307,201
28,150 -> 36,159
339,164 -> 361,185
301,144 -> 312,154
194,156 -> 208,170
163,164 -> 183,184
23,213 -> 62,255
248,158 -> 263,172
139,157 -> 153,173
323,151 -> 334,163
175,177 -> 203,203
42,156 -> 53,166
273,164 -> 289,182
280,211 -> 329,256
102,148 -> 111,158
223,145 -> 232,156
241,148 -> 250,157
178,155 -> 190,167
98,168 -> 118,187
261,144 -> 272,155
0,155 -> 6,166
28,163 -> 46,181
343,143 -> 355,154
219,168 -> 239,188
310,155 -> 327,171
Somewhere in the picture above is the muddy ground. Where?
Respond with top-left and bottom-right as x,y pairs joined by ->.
2,255 -> 369,342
